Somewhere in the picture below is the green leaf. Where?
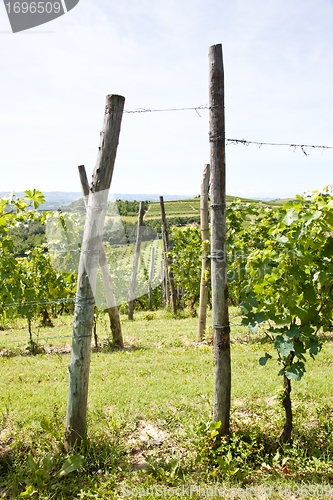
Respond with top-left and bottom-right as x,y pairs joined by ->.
209,421 -> 221,432
274,335 -> 294,358
303,284 -> 317,303
275,235 -> 288,244
58,455 -> 84,477
305,338 -> 321,357
282,208 -> 298,226
285,362 -> 305,381
285,325 -> 300,339
259,353 -> 272,366
20,485 -> 38,497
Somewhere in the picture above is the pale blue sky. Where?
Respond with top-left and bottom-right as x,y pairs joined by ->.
1,0 -> 333,198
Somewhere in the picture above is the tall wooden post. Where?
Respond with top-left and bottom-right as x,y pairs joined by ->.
128,202 -> 145,320
161,226 -> 170,305
78,165 -> 123,349
209,44 -> 231,434
65,94 -> 125,450
160,196 -> 177,314
197,163 -> 210,341
148,246 -> 155,309
160,260 -> 164,306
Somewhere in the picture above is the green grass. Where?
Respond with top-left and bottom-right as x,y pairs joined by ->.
0,309 -> 332,499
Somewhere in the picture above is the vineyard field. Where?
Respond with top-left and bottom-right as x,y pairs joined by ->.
0,309 -> 332,498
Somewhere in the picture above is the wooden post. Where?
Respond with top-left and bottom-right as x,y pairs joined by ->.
197,163 -> 210,341
65,94 -> 125,450
128,202 -> 145,320
209,44 -> 231,434
160,196 -> 177,314
160,260 -> 164,307
78,165 -> 123,349
161,226 -> 170,305
148,246 -> 155,309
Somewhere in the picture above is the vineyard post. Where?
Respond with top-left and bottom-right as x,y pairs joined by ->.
65,94 -> 125,451
160,196 -> 177,313
160,260 -> 164,306
209,44 -> 231,434
78,165 -> 123,348
128,201 -> 145,320
197,163 -> 210,341
148,246 -> 155,309
161,226 -> 170,305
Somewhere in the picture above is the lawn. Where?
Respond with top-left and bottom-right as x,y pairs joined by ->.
0,308 -> 332,499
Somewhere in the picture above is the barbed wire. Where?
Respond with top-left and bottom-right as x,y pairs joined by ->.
124,105 -> 333,153
225,138 -> 333,155
124,105 -> 209,116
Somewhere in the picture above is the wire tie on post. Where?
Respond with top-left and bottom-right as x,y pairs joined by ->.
210,203 -> 226,209
210,250 -> 227,260
74,295 -> 95,307
87,204 -> 108,210
209,132 -> 224,142
80,249 -> 101,255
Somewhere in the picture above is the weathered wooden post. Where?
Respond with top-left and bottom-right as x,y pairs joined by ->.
209,44 -> 231,434
160,196 -> 177,314
128,201 -> 145,320
160,260 -> 164,307
65,94 -> 124,450
161,226 -> 170,306
197,163 -> 210,341
148,246 -> 155,309
78,165 -> 123,349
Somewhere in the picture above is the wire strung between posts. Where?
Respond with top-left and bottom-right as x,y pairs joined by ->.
225,138 -> 333,155
0,298 -> 75,309
124,105 -> 209,116
123,105 -> 333,152
0,334 -> 73,346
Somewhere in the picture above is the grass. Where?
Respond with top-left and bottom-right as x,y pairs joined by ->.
0,308 -> 332,499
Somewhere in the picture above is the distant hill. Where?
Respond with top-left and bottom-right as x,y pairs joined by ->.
0,191 -> 293,211
0,191 -> 198,210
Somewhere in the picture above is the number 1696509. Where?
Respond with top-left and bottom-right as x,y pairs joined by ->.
5,2 -> 62,14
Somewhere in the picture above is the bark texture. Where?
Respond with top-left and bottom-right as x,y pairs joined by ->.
209,44 -> 231,434
128,202 -> 145,320
78,164 -> 123,348
279,374 -> 293,443
197,163 -> 210,341
65,95 -> 124,450
160,196 -> 177,314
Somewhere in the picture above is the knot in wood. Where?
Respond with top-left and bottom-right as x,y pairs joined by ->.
217,338 -> 229,351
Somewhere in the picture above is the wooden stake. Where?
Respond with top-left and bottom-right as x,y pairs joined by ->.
161,226 -> 170,305
160,260 -> 164,307
197,163 -> 210,341
78,165 -> 123,349
209,44 -> 231,434
65,94 -> 124,450
160,196 -> 177,314
128,201 -> 145,320
148,246 -> 155,309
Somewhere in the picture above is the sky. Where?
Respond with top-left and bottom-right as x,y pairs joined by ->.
1,0 -> 333,199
